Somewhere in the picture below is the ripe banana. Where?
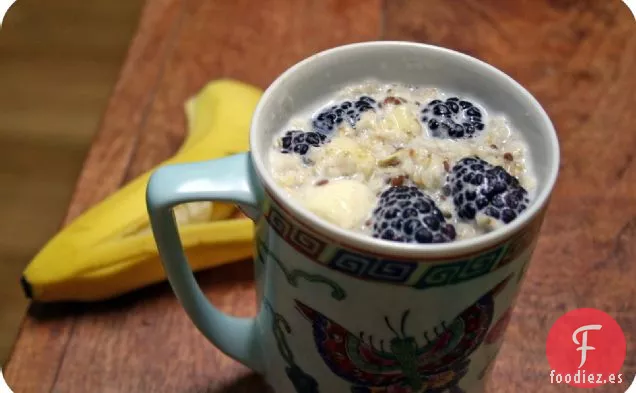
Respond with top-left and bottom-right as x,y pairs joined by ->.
21,79 -> 262,302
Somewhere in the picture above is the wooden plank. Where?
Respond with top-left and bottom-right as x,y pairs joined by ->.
3,0 -> 185,391
125,0 -> 382,179
0,0 -> 145,366
385,1 -> 636,392
9,1 -> 382,393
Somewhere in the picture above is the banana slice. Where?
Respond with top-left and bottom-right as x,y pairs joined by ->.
380,104 -> 422,138
412,152 -> 446,190
300,179 -> 375,230
365,104 -> 422,145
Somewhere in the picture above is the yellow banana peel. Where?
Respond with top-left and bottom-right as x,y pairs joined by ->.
22,79 -> 262,302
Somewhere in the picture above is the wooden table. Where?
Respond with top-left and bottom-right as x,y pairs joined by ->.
5,1 -> 636,392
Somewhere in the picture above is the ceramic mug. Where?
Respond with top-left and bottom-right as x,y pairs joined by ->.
146,41 -> 559,393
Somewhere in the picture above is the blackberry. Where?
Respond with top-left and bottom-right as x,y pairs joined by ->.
421,97 -> 486,139
279,130 -> 327,155
446,157 -> 530,224
371,186 -> 456,244
312,96 -> 377,134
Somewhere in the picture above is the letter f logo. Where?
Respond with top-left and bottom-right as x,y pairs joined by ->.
572,324 -> 602,368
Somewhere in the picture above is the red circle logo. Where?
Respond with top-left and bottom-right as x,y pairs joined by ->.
546,308 -> 626,388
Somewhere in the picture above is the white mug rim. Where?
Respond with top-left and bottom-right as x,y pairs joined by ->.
250,41 -> 560,258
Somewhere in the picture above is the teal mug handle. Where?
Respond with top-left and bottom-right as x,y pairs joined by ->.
146,152 -> 263,372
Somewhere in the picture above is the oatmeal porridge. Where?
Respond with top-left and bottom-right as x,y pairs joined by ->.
267,81 -> 537,243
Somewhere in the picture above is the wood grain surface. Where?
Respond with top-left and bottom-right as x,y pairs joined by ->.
5,0 -> 636,392
0,0 -> 144,365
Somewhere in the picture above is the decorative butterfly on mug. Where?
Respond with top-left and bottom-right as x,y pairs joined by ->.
295,274 -> 512,393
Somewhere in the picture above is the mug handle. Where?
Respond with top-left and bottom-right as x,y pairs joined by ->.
146,152 -> 263,373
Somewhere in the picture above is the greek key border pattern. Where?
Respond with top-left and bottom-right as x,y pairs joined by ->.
265,206 -> 327,260
263,198 -> 543,289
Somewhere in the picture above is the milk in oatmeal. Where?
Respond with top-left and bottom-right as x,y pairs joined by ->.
267,81 -> 537,243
